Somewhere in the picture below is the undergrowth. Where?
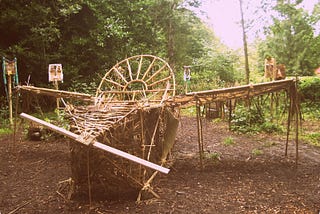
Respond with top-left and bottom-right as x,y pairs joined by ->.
301,132 -> 320,147
300,103 -> 320,147
0,97 -> 12,136
180,106 -> 197,117
230,105 -> 284,134
222,136 -> 235,146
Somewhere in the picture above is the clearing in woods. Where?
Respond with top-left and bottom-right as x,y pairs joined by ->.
0,116 -> 319,213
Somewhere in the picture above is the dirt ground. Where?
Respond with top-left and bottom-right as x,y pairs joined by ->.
1,116 -> 320,213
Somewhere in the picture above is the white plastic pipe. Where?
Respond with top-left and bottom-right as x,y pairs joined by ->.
20,113 -> 169,174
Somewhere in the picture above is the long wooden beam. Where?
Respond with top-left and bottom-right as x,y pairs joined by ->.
17,85 -> 94,101
186,79 -> 293,96
20,113 -> 170,174
173,79 -> 295,106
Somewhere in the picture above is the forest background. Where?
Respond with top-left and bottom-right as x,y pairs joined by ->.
0,0 -> 320,113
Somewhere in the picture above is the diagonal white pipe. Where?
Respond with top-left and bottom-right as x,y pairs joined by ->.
20,113 -> 169,174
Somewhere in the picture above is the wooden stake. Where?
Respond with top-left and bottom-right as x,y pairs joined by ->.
54,80 -> 59,115
8,75 -> 13,127
196,102 -> 204,169
228,100 -> 232,131
139,109 -> 146,181
8,200 -> 32,214
285,90 -> 291,156
270,93 -> 274,122
294,79 -> 300,167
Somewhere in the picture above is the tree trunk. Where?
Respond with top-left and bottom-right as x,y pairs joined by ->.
239,0 -> 250,84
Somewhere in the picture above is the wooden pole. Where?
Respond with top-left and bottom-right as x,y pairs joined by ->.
270,93 -> 274,122
20,112 -> 170,174
294,79 -> 299,166
185,82 -> 188,94
13,89 -> 20,149
228,100 -> 232,131
196,102 -> 204,169
295,100 -> 299,167
54,80 -> 59,115
8,75 -> 13,127
139,109 -> 146,181
285,90 -> 291,156
239,0 -> 250,84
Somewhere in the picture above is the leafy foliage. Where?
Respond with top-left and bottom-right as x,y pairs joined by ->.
1,0 -> 319,113
204,151 -> 221,162
180,106 -> 197,117
0,127 -> 12,136
300,102 -> 320,120
298,77 -> 320,103
230,103 -> 283,134
302,132 -> 320,147
258,0 -> 320,76
184,50 -> 242,93
231,105 -> 265,134
260,121 -> 284,134
0,96 -> 10,127
251,148 -> 263,156
0,0 -> 215,91
222,136 -> 235,146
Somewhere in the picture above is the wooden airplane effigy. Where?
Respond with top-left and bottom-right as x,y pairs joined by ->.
19,55 -> 179,201
17,55 -> 300,202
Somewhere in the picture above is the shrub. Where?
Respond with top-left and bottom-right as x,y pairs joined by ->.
230,101 -> 285,134
298,77 -> 320,103
222,136 -> 235,146
0,127 -> 12,136
180,106 -> 197,117
230,105 -> 265,134
205,151 -> 221,162
68,78 -> 98,95
300,102 -> 320,120
251,148 -> 263,156
303,132 -> 320,147
260,121 -> 284,133
0,96 -> 10,128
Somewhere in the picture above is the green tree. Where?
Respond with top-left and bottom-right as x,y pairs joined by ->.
239,0 -> 250,84
0,0 -> 70,84
0,0 -> 166,89
259,0 -> 320,76
150,0 -> 205,70
0,0 -> 236,98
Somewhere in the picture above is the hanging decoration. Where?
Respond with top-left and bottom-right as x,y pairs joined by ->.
2,57 -> 19,126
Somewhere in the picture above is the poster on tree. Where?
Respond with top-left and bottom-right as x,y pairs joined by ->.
5,61 -> 16,75
48,64 -> 63,82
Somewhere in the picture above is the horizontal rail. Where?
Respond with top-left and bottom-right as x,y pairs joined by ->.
17,86 -> 94,101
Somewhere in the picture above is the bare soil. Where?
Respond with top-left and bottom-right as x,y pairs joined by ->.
1,116 -> 320,213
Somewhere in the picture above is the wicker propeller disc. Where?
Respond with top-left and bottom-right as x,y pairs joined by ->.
96,55 -> 175,104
